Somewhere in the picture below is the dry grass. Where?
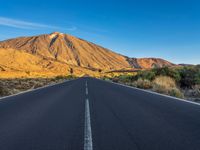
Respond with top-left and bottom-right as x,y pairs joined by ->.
153,76 -> 176,91
0,78 -> 67,97
152,76 -> 184,98
134,78 -> 152,89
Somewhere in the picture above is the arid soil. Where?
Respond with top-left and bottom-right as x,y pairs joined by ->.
0,78 -> 67,97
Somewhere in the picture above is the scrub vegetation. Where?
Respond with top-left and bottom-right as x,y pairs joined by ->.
103,66 -> 200,101
0,75 -> 76,97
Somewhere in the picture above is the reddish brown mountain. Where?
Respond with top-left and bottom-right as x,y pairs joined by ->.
126,57 -> 175,69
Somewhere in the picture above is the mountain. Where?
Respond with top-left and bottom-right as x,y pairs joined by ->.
0,32 -> 176,77
0,32 -> 130,70
126,57 -> 175,69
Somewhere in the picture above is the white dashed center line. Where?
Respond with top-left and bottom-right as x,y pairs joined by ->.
84,81 -> 93,150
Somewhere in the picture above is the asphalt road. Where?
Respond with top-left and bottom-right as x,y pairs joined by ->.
0,77 -> 200,150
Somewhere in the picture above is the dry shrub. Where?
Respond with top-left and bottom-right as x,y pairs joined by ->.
0,77 -> 67,97
0,84 -> 11,96
194,85 -> 200,96
184,85 -> 200,98
168,88 -> 183,98
135,78 -> 152,89
153,76 -> 176,89
153,76 -> 184,98
0,85 -> 4,95
33,82 -> 45,89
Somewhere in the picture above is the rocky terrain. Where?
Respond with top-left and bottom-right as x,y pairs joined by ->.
0,32 -> 176,78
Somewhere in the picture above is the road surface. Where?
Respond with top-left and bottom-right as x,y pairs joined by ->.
0,77 -> 200,150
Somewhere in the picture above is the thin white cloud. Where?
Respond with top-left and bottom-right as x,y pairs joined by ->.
0,17 -> 76,31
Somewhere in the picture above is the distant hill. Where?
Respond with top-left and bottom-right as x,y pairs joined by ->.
0,32 -> 176,77
179,64 -> 196,67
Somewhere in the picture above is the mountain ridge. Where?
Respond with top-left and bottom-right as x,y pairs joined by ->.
0,32 -> 176,77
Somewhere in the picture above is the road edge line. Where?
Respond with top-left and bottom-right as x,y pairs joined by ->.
0,78 -> 77,101
99,79 -> 200,106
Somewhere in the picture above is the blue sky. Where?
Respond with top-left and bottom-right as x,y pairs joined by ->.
0,0 -> 199,64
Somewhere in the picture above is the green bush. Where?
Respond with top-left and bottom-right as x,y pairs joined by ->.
102,77 -> 111,81
153,67 -> 181,82
135,67 -> 181,82
118,75 -> 133,83
194,71 -> 200,84
179,66 -> 200,88
136,70 -> 156,81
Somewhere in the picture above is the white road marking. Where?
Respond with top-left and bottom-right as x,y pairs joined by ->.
104,79 -> 200,106
84,98 -> 93,150
86,81 -> 88,87
86,87 -> 88,95
86,81 -> 88,95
